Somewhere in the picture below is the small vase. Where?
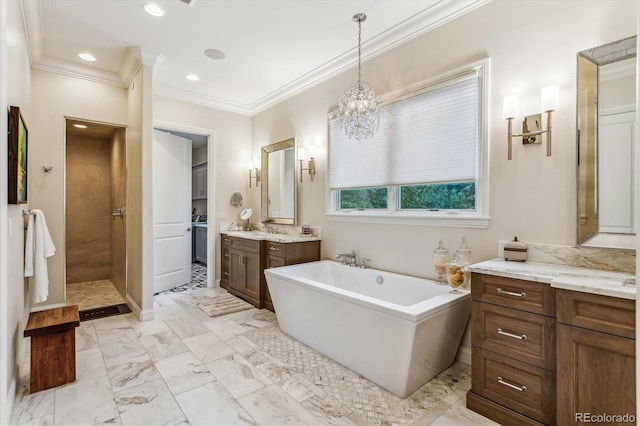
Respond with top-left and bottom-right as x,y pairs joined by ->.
432,240 -> 449,285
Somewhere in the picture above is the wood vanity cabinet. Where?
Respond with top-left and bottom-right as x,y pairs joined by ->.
556,289 -> 636,425
467,273 -> 556,426
220,234 -> 320,311
221,236 -> 263,307
263,240 -> 320,311
468,273 -> 637,426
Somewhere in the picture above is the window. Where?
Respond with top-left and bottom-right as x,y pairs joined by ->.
327,59 -> 489,228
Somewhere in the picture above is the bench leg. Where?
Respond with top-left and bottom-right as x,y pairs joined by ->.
30,329 -> 76,393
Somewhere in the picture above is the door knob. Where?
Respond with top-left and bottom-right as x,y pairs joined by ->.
186,228 -> 192,232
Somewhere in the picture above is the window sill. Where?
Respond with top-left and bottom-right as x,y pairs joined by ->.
325,212 -> 490,229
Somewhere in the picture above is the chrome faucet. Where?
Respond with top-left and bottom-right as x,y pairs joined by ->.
359,258 -> 371,269
335,250 -> 357,266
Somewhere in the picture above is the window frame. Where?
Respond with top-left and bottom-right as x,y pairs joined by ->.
326,58 -> 490,229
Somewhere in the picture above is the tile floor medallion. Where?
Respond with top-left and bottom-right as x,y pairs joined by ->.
12,276 -> 498,426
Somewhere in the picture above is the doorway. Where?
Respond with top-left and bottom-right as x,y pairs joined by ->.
153,126 -> 212,294
64,119 -> 128,315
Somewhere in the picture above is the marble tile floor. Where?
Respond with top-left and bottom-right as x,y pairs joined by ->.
12,286 -> 498,426
66,279 -> 126,311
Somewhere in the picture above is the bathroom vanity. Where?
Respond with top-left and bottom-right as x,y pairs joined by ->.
466,259 -> 635,426
220,232 -> 320,310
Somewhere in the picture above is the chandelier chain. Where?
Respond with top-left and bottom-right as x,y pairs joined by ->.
357,18 -> 362,90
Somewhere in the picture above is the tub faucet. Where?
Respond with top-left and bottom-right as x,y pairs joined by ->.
359,258 -> 371,269
335,250 -> 357,266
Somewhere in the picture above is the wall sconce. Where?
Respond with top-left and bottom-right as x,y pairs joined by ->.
248,159 -> 260,188
298,146 -> 316,182
503,85 -> 559,160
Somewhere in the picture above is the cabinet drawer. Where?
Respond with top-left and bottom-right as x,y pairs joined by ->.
229,237 -> 260,254
472,273 -> 555,317
472,302 -> 555,371
221,235 -> 232,246
266,241 -> 285,257
472,349 -> 555,425
222,247 -> 230,263
556,289 -> 635,339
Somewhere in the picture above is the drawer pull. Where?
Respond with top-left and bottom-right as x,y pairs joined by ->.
496,288 -> 527,298
497,376 -> 527,392
223,272 -> 229,277
224,253 -> 229,258
269,246 -> 279,251
497,328 -> 527,341
223,238 -> 230,243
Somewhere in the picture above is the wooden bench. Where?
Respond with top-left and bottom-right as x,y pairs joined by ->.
24,305 -> 80,393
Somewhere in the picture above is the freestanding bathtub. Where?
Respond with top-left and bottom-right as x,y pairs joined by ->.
264,260 -> 471,398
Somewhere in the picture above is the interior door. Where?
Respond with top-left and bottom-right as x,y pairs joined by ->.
152,129 -> 192,293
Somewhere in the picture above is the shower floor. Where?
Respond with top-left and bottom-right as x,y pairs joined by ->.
66,280 -> 126,311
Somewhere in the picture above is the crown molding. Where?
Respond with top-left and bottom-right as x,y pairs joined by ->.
154,84 -> 253,115
599,58 -> 636,81
247,0 -> 491,115
20,0 -> 490,116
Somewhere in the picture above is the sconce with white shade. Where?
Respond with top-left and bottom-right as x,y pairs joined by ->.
248,159 -> 260,188
503,85 -> 559,160
298,145 -> 316,182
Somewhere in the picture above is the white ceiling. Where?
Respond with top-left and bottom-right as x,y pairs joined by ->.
22,0 -> 489,115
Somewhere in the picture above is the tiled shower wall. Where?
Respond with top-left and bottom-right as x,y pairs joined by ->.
66,135 -> 112,283
110,129 -> 126,297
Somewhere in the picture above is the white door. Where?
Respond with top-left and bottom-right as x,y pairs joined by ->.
153,129 -> 192,293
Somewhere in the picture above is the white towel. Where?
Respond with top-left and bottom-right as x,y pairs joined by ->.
230,192 -> 243,207
24,209 -> 56,303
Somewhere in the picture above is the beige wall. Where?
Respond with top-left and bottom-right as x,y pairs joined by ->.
110,129 -> 127,297
125,67 -> 144,311
30,70 -> 128,307
250,1 -> 637,353
251,0 -> 636,276
65,136 -> 111,283
2,0 -> 33,418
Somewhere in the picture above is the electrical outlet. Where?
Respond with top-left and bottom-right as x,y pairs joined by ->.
217,211 -> 228,220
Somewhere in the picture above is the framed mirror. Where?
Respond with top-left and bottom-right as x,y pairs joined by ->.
577,36 -> 636,249
261,138 -> 297,225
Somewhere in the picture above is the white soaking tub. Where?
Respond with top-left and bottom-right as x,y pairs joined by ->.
264,260 -> 471,398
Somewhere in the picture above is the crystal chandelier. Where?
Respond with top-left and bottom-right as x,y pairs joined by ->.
337,13 -> 381,141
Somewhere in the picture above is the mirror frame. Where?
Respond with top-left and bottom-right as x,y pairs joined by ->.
261,137 -> 297,225
576,35 -> 636,250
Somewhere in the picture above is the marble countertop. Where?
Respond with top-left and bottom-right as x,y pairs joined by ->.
221,230 -> 321,243
469,259 -> 636,300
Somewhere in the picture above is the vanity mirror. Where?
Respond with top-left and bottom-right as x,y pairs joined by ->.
261,138 -> 297,225
577,36 -> 636,249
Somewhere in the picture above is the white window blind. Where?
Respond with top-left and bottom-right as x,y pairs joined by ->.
329,72 -> 479,190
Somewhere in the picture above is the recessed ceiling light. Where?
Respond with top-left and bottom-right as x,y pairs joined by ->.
186,74 -> 200,81
143,3 -> 165,17
78,53 -> 96,62
204,49 -> 226,60
73,124 -> 88,129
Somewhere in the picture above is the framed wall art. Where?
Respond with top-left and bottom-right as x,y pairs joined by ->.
8,105 -> 28,204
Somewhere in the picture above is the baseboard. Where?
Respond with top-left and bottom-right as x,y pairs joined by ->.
215,278 -> 221,288
30,302 -> 66,312
2,374 -> 17,425
456,346 -> 471,365
125,294 -> 155,322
